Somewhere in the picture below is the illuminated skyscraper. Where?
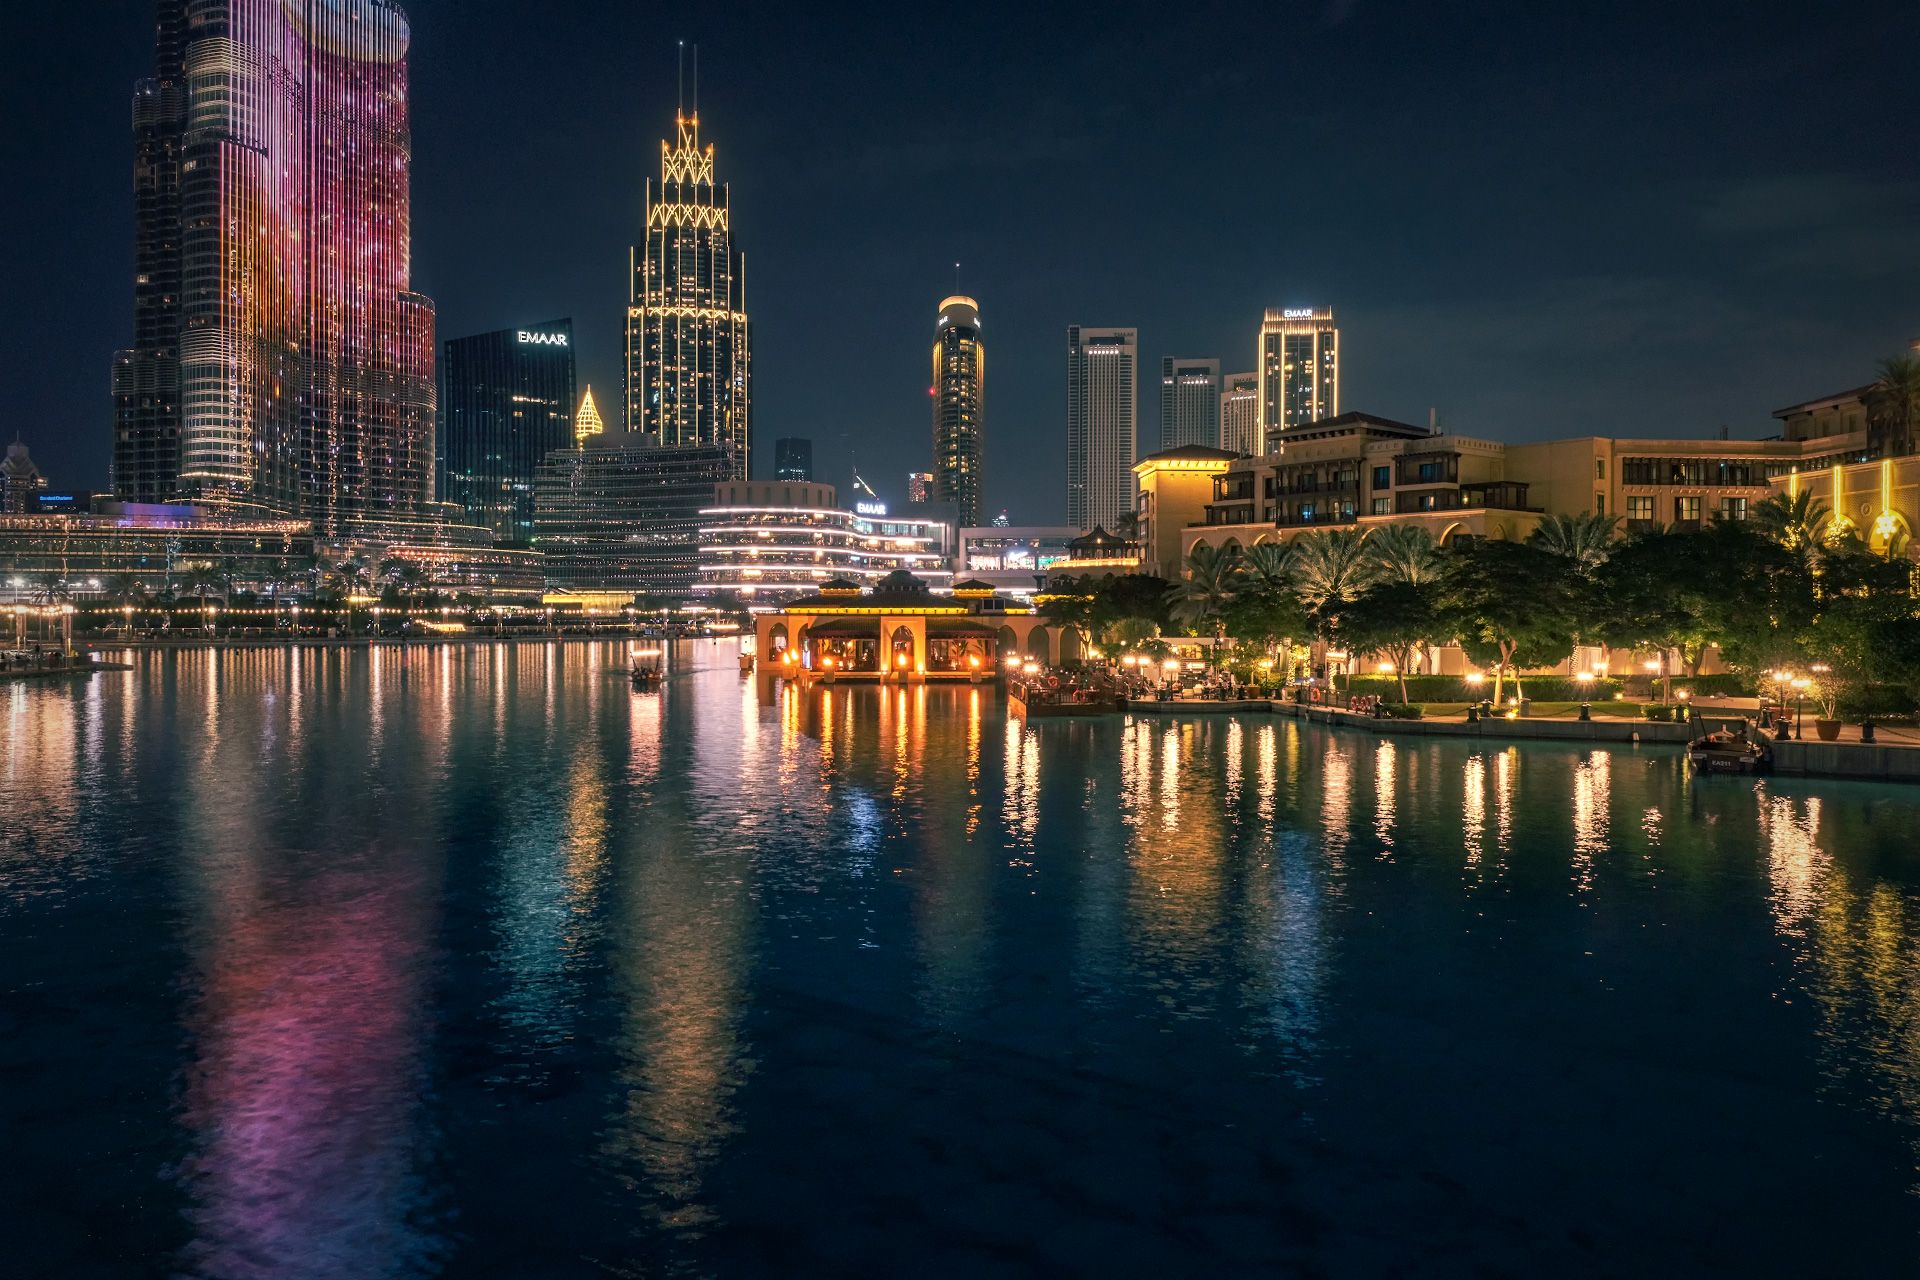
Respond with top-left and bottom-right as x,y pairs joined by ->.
931,295 -> 985,527
1159,357 -> 1221,450
626,106 -> 750,476
907,471 -> 934,503
439,321 -> 577,541
1066,326 -> 1138,532
113,0 -> 437,527
1257,307 -> 1338,444
1220,371 -> 1259,456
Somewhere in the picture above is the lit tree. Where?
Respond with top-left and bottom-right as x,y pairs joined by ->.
1865,353 -> 1920,460
1440,540 -> 1580,704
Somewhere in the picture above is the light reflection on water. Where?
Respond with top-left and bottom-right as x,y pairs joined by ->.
7,644 -> 1920,1275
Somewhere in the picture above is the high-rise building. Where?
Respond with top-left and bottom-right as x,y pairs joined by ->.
111,2 -> 186,504
1066,326 -> 1139,532
1159,357 -> 1221,450
907,471 -> 934,504
626,106 -> 750,476
574,386 -> 605,443
113,0 -> 437,527
3,439 -> 46,514
533,432 -> 736,601
438,321 -> 577,542
931,296 -> 985,527
1220,371 -> 1259,456
1257,307 -> 1338,444
774,438 -> 813,482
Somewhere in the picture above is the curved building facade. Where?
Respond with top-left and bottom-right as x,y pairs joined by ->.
695,482 -> 951,604
116,0 -> 436,528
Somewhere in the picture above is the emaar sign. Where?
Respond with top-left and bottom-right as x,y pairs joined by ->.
517,330 -> 569,347
855,501 -> 888,517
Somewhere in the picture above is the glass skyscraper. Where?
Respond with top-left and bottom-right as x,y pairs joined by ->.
1066,326 -> 1138,532
626,109 -> 750,476
1257,307 -> 1338,444
438,322 -> 577,543
112,0 -> 437,527
931,296 -> 985,528
533,434 -> 736,601
1159,357 -> 1222,450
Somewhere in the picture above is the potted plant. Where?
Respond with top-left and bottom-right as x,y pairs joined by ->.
1808,675 -> 1843,742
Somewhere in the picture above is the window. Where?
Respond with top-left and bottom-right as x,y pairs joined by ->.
1594,493 -> 1605,516
1595,459 -> 1606,480
1372,465 -> 1390,489
1675,496 -> 1702,523
1721,496 -> 1747,521
1627,496 -> 1655,522
1371,497 -> 1391,515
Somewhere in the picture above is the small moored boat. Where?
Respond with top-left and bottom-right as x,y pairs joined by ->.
1686,727 -> 1771,775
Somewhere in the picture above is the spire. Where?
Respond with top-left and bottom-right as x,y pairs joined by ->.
574,385 -> 605,443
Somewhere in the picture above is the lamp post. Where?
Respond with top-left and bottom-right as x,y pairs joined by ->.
1790,677 -> 1809,739
1576,670 -> 1594,721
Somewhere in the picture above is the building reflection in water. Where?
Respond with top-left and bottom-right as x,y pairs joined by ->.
1571,750 -> 1611,895
171,648 -> 442,1279
605,648 -> 755,1236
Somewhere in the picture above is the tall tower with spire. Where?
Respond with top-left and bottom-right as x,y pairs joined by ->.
625,67 -> 750,478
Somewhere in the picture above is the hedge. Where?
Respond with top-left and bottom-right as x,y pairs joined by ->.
1343,675 -> 1624,703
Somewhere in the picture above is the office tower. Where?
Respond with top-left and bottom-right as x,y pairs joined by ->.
574,386 -> 605,443
907,471 -> 934,503
626,103 -> 750,476
113,0 -> 436,526
931,296 -> 985,527
1220,371 -> 1259,456
438,321 -> 577,541
533,432 -> 736,600
1065,326 -> 1139,532
1257,307 -> 1338,443
775,437 -> 813,482
1159,357 -> 1221,450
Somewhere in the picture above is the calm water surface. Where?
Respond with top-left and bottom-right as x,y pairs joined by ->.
7,640 -> 1920,1276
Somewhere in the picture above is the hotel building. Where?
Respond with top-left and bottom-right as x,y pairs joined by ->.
932,296 -> 986,527
113,0 -> 436,525
438,321 -> 577,542
1257,307 -> 1338,441
626,106 -> 750,475
533,434 -> 735,601
1159,358 -> 1222,450
1066,325 -> 1139,532
693,481 -> 951,605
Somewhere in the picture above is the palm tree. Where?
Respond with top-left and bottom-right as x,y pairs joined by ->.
1365,524 -> 1444,584
1752,490 -> 1829,553
1237,540 -> 1294,595
1528,511 -> 1619,571
1289,528 -> 1373,614
27,573 -> 72,648
1165,542 -> 1241,657
1865,353 -> 1920,459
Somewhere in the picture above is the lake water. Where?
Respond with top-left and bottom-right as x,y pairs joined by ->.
6,639 -> 1920,1276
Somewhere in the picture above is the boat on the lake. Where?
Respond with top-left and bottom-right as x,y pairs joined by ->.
630,645 -> 663,690
1687,726 -> 1771,774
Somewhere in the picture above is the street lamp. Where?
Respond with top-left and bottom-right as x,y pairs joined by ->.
1790,677 -> 1809,738
1004,652 -> 1021,670
1575,669 -> 1594,720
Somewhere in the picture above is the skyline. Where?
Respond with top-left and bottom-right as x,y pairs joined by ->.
4,0 -> 1919,523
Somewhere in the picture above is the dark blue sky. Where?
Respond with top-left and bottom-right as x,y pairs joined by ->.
3,0 -> 1917,522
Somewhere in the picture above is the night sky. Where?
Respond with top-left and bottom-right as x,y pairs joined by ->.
4,0 -> 1917,523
